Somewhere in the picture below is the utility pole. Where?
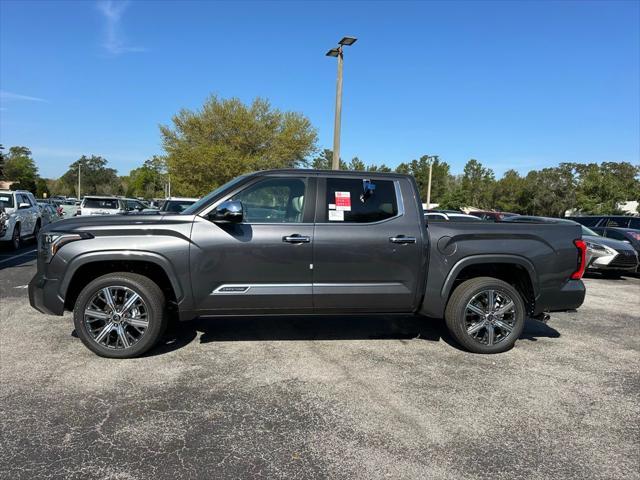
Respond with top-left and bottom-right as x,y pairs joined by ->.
326,36 -> 357,170
77,163 -> 81,200
426,159 -> 433,209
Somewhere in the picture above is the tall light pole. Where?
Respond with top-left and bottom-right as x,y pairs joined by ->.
77,163 -> 81,200
425,155 -> 438,209
326,36 -> 357,170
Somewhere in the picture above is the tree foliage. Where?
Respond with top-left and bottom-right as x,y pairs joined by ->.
3,146 -> 39,192
161,96 -> 318,196
126,156 -> 167,198
396,155 -> 450,204
58,155 -> 120,197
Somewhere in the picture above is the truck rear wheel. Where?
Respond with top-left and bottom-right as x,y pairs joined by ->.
73,272 -> 167,358
445,277 -> 525,354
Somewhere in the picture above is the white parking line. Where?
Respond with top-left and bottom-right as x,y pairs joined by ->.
0,249 -> 37,266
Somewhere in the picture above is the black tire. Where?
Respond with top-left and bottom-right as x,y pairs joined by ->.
445,276 -> 526,354
11,223 -> 21,250
73,272 -> 167,358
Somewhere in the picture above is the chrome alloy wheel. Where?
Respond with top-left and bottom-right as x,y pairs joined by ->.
464,289 -> 517,346
84,286 -> 149,350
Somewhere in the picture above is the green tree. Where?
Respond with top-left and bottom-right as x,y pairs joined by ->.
160,95 -> 318,196
572,162 -> 640,214
310,149 -> 347,170
493,169 -> 526,213
395,155 -> 452,204
4,146 -> 39,192
367,164 -> 392,173
438,176 -> 466,210
521,165 -> 576,217
58,155 -> 120,196
127,156 -> 168,198
35,178 -> 50,198
461,159 -> 495,208
348,156 -> 366,171
0,144 -> 5,180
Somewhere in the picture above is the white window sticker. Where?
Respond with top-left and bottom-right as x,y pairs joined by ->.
328,210 -> 344,221
335,191 -> 351,211
328,203 -> 336,210
0,196 -> 10,202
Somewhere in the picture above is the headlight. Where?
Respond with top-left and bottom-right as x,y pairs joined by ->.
41,232 -> 93,263
585,241 -> 616,256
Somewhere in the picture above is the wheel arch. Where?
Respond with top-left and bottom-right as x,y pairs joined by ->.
420,254 -> 539,319
61,251 -> 183,312
442,255 -> 539,315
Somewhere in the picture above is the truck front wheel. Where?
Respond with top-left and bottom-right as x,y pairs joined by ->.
445,277 -> 525,354
73,272 -> 167,358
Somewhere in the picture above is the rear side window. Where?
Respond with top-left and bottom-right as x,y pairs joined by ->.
325,178 -> 398,223
629,218 -> 640,230
605,217 -> 630,227
83,198 -> 120,209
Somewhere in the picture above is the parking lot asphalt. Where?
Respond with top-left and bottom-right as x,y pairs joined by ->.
0,247 -> 639,480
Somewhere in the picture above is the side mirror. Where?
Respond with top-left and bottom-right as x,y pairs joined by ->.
209,200 -> 243,224
19,202 -> 31,209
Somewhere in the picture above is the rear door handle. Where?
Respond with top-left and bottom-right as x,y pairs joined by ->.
283,234 -> 311,244
389,236 -> 416,244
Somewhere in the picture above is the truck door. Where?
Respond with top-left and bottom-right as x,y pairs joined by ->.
312,176 -> 425,313
189,175 -> 315,314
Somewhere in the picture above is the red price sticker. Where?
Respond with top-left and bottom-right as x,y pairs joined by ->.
335,191 -> 351,211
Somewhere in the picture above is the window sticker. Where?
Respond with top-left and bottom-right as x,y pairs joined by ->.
335,191 -> 351,211
328,210 -> 344,221
0,196 -> 10,202
328,203 -> 336,210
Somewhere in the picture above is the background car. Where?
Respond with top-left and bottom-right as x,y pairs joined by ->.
592,226 -> 640,272
503,215 -> 639,278
159,197 -> 199,213
123,198 -> 150,213
79,196 -> 126,216
425,212 -> 482,222
37,202 -> 62,226
568,215 -> 640,230
0,189 -> 42,249
468,210 -> 519,221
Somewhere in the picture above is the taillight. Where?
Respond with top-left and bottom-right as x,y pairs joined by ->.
571,239 -> 587,280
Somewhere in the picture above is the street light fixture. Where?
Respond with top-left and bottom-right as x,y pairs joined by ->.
326,36 -> 357,170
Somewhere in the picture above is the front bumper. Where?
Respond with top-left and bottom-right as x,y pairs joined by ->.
28,272 -> 65,316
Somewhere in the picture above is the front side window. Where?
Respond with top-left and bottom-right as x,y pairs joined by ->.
231,177 -> 307,223
325,178 -> 398,223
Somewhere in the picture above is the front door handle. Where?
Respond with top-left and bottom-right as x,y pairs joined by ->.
389,235 -> 416,244
283,234 -> 311,244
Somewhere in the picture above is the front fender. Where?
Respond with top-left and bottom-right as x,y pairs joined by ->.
58,250 -> 185,302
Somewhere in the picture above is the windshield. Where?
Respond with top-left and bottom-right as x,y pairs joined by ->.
0,194 -> 15,208
181,175 -> 249,215
582,225 -> 599,237
161,200 -> 197,213
83,198 -> 120,209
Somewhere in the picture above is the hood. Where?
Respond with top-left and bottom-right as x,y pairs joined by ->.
43,213 -> 196,234
583,234 -> 636,252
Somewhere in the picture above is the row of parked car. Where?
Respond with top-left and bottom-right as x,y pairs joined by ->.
0,189 -> 199,250
424,210 -> 640,277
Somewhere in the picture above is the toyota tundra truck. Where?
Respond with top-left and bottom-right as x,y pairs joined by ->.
29,169 -> 587,358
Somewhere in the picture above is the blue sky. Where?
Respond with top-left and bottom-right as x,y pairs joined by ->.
1,0 -> 638,179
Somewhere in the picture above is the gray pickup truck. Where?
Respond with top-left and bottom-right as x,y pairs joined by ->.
29,169 -> 586,358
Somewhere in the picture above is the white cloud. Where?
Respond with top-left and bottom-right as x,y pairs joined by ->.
97,0 -> 146,55
0,91 -> 47,103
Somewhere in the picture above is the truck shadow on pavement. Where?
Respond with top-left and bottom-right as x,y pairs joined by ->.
145,315 -> 561,356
